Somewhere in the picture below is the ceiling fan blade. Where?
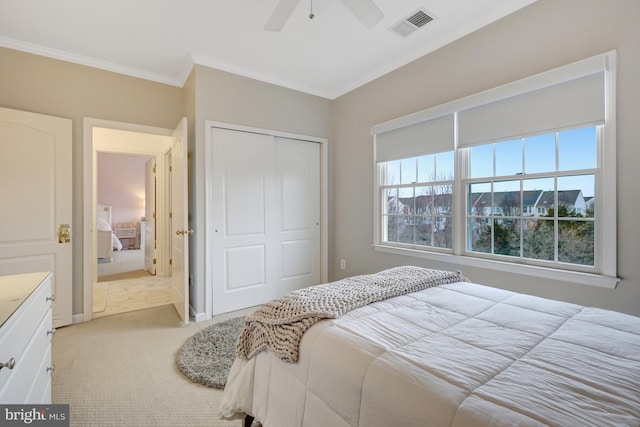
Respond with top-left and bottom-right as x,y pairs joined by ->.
265,0 -> 301,31
339,0 -> 384,28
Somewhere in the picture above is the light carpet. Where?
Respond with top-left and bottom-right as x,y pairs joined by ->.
53,305 -> 250,427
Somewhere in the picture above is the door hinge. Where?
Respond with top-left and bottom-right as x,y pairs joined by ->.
153,212 -> 156,219
153,164 -> 156,173
169,259 -> 173,265
169,212 -> 172,219
153,258 -> 157,265
169,165 -> 172,172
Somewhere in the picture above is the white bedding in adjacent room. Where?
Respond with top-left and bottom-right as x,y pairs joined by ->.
221,281 -> 640,427
97,204 -> 123,253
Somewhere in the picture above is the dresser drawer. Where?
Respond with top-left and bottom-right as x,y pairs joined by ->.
0,309 -> 52,403
0,275 -> 52,393
26,344 -> 52,404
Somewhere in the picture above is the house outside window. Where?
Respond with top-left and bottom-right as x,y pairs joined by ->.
372,51 -> 617,288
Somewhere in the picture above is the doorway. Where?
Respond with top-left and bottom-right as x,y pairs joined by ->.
83,119 -> 177,321
92,151 -> 171,318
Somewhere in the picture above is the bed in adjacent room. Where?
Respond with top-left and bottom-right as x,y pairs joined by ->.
220,266 -> 640,427
96,203 -> 122,262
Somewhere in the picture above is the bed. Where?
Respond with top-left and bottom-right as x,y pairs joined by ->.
97,203 -> 122,261
220,266 -> 640,427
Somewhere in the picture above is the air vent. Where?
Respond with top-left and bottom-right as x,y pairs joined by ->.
391,9 -> 434,38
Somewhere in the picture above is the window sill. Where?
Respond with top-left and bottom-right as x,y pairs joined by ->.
373,244 -> 619,289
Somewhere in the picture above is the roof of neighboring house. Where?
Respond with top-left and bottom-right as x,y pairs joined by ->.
537,190 -> 582,207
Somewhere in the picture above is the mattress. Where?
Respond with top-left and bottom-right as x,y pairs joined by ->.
220,281 -> 640,427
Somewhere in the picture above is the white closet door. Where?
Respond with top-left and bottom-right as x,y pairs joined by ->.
275,137 -> 320,294
210,128 -> 320,314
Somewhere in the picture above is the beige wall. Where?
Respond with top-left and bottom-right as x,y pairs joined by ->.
187,65 -> 333,315
0,47 -> 184,317
331,0 -> 640,315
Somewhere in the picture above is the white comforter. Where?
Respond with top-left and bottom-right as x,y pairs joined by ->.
220,282 -> 640,427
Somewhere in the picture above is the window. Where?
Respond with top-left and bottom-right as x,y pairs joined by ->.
466,127 -> 597,269
372,51 -> 617,288
381,151 -> 454,249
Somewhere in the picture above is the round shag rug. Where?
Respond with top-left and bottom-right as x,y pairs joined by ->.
176,316 -> 245,389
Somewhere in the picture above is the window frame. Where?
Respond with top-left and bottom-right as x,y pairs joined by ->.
372,51 -> 618,289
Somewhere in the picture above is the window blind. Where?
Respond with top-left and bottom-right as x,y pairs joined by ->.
374,113 -> 454,163
458,71 -> 605,148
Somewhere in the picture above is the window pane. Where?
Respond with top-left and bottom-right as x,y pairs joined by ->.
522,219 -> 554,261
400,158 -> 416,185
415,186 -> 432,215
559,127 -> 596,171
384,215 -> 398,243
384,188 -> 399,214
417,155 -> 434,183
493,218 -> 520,256
398,217 -> 414,244
558,220 -> 594,266
434,184 -> 452,214
435,151 -> 455,181
468,182 -> 491,216
415,219 -> 431,246
525,133 -> 556,174
558,175 -> 594,217
494,180 -> 521,216
523,178 -> 554,217
468,217 -> 491,253
470,144 -> 493,178
384,160 -> 400,185
398,187 -> 414,214
433,216 -> 452,248
495,139 -> 522,176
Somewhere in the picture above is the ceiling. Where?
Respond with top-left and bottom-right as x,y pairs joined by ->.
0,0 -> 537,99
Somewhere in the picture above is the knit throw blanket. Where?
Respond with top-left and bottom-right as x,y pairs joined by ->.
236,266 -> 466,363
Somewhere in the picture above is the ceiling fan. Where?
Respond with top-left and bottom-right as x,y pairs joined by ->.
265,0 -> 384,31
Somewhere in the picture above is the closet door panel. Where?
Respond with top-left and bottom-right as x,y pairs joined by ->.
276,138 -> 321,294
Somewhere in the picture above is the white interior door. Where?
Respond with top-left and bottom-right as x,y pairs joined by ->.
211,128 -> 321,315
171,118 -> 189,324
0,107 -> 72,327
144,158 -> 156,274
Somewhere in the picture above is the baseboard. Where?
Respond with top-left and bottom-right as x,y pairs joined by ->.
191,307 -> 207,323
72,313 -> 86,324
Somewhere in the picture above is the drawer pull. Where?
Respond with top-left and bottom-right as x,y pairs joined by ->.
47,328 -> 57,337
0,357 -> 16,371
46,365 -> 55,374
46,295 -> 55,303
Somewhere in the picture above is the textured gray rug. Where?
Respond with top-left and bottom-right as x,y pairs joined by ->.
176,316 -> 245,389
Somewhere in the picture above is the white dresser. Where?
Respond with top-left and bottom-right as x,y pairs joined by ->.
0,271 -> 54,404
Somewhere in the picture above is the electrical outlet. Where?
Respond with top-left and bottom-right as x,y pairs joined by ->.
340,259 -> 346,270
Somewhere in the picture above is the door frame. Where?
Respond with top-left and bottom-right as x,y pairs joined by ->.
203,121 -> 328,320
82,118 -> 174,322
